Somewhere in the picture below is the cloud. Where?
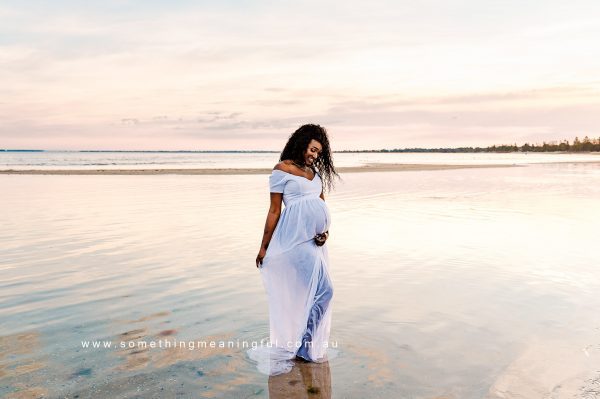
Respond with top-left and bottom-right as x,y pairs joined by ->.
1,1 -> 600,149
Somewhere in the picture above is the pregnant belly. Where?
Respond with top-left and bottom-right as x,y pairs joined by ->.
310,199 -> 331,235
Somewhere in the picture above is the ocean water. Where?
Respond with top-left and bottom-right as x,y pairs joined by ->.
1,150 -> 599,169
1,160 -> 600,398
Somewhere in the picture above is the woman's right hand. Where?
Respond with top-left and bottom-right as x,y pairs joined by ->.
256,247 -> 267,268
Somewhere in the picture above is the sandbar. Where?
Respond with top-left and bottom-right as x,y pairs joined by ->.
0,163 -> 524,175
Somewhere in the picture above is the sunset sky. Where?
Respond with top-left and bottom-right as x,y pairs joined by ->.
1,1 -> 599,151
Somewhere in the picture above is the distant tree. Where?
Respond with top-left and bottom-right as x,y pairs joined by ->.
337,135 -> 598,153
558,140 -> 569,151
582,136 -> 593,151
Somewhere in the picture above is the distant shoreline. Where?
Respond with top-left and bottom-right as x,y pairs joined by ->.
1,149 -> 600,154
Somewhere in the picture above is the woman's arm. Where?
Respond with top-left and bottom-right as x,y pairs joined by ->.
256,192 -> 283,267
260,193 -> 283,250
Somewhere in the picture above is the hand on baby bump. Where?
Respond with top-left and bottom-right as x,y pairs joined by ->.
314,231 -> 329,246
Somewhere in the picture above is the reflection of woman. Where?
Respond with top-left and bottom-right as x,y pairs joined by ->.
248,124 -> 340,375
268,360 -> 332,398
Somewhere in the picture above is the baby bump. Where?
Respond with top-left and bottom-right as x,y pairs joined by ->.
308,199 -> 331,235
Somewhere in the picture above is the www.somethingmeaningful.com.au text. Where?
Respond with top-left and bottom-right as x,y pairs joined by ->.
81,339 -> 338,351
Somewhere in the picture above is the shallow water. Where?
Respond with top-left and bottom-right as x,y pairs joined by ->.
1,150 -> 599,170
1,161 -> 600,398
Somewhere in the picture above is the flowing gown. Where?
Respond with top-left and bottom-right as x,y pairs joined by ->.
247,169 -> 336,376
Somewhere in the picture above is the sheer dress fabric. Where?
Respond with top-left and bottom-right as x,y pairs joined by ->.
247,169 -> 336,375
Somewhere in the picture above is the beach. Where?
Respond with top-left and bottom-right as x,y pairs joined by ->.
3,159 -> 600,175
4,0 -> 600,394
2,155 -> 600,398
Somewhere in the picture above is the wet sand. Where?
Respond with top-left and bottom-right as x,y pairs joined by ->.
0,163 -> 522,175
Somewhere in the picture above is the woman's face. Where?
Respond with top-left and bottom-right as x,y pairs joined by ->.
303,139 -> 323,167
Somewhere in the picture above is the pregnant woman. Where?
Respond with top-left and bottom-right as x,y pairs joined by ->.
248,124 -> 340,376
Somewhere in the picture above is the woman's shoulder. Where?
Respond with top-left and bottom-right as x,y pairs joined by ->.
273,160 -> 293,172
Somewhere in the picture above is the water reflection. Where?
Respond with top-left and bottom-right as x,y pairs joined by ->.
1,162 -> 600,397
269,360 -> 332,398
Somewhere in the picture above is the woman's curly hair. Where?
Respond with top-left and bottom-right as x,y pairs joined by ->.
279,124 -> 341,193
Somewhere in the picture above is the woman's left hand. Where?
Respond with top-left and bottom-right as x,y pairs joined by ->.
314,231 -> 329,246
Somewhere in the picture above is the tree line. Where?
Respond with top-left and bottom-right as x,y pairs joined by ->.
337,136 -> 600,153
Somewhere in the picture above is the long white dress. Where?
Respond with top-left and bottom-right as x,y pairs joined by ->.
247,169 -> 336,376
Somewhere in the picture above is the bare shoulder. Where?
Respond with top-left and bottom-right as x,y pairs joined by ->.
273,160 -> 293,172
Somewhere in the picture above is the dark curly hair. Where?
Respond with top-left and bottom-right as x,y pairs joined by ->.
279,124 -> 340,193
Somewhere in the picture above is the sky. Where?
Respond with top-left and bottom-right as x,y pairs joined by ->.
1,0 -> 599,151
